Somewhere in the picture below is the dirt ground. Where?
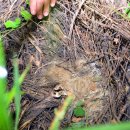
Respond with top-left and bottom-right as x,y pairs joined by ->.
0,0 -> 130,130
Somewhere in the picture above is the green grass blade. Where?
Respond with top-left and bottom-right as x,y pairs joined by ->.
13,61 -> 30,130
49,94 -> 74,130
6,64 -> 30,105
19,64 -> 30,86
66,121 -> 130,130
13,59 -> 21,130
0,37 -> 7,91
0,37 -> 12,130
0,37 -> 6,67
0,95 -> 12,130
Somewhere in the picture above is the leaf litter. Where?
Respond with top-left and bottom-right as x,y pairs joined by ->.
0,0 -> 130,129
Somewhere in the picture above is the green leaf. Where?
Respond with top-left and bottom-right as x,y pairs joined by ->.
73,107 -> 85,117
15,18 -> 21,24
21,8 -> 32,21
124,8 -> 130,14
128,2 -> 130,7
128,12 -> 130,18
26,0 -> 30,5
124,2 -> 130,15
4,18 -> 21,29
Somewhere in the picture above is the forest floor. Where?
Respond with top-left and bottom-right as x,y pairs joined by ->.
0,0 -> 130,130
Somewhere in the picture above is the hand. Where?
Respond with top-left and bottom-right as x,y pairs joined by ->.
30,0 -> 57,19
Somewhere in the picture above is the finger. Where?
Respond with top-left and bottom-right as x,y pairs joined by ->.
30,0 -> 37,15
50,0 -> 57,7
36,0 -> 44,19
43,0 -> 50,16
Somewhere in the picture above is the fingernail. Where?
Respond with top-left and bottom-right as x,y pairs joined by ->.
31,10 -> 36,15
51,3 -> 55,7
38,15 -> 43,19
44,12 -> 49,16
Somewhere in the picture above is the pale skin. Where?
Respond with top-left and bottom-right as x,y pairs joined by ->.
30,0 -> 57,19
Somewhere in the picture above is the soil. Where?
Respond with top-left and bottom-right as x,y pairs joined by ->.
0,0 -> 130,130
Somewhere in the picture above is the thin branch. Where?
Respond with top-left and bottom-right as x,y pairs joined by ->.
69,0 -> 86,38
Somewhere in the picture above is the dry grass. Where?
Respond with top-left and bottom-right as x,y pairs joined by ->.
0,0 -> 130,129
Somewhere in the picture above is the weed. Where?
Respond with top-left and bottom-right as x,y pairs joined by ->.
0,37 -> 30,130
4,8 -> 32,29
124,2 -> 130,18
21,8 -> 32,21
4,18 -> 21,29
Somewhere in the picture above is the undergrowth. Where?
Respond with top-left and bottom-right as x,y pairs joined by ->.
0,37 -> 30,130
0,0 -> 130,130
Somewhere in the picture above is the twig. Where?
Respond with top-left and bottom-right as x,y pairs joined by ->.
28,33 -> 43,55
57,1 -> 74,15
69,0 -> 86,38
9,0 -> 18,11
